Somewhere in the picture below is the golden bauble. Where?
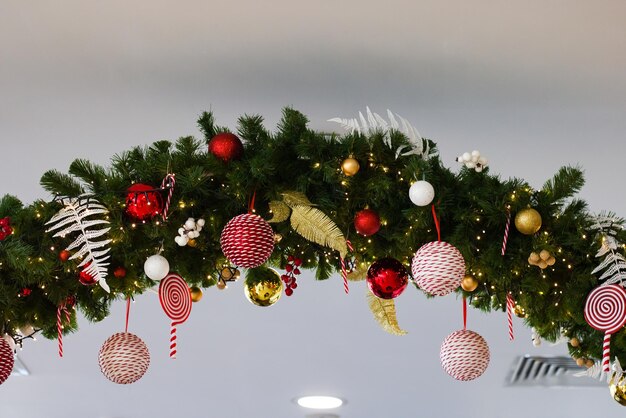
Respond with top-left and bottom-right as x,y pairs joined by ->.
273,233 -> 283,244
515,208 -> 542,235
586,359 -> 595,368
187,239 -> 197,248
547,256 -> 556,266
570,337 -> 580,347
461,275 -> 479,292
341,157 -> 360,176
539,250 -> 551,261
576,358 -> 585,367
244,268 -> 282,307
190,286 -> 203,302
609,374 -> 626,406
216,280 -> 227,290
537,260 -> 548,270
514,305 -> 526,318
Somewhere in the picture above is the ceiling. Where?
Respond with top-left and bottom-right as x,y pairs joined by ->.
1,1 -> 626,417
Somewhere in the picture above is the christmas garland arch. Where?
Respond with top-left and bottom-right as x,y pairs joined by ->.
1,108 -> 625,386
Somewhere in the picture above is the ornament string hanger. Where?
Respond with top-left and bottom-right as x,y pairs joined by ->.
124,297 -> 132,333
248,189 -> 257,214
431,203 -> 441,242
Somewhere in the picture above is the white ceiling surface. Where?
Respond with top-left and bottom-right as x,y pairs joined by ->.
1,1 -> 626,417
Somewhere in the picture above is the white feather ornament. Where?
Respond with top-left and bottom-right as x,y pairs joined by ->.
45,196 -> 112,292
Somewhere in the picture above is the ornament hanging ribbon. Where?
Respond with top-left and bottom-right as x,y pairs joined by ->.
431,204 -> 441,242
159,273 -> 192,359
125,297 -> 131,333
57,297 -> 74,358
340,240 -> 355,294
160,173 -> 176,221
584,284 -> 626,373
463,297 -> 467,331
501,207 -> 515,341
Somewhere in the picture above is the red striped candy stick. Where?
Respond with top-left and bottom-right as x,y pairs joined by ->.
506,293 -> 515,341
584,284 -> 626,372
57,301 -> 72,358
340,240 -> 354,294
159,273 -> 192,359
501,207 -> 511,256
160,174 -> 176,221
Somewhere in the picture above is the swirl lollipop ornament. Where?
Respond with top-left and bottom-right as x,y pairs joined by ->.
584,284 -> 626,373
159,273 -> 193,359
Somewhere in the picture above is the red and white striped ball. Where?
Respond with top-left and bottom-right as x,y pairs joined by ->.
440,329 -> 490,381
0,338 -> 14,385
220,214 -> 275,269
98,332 -> 150,385
412,241 -> 465,296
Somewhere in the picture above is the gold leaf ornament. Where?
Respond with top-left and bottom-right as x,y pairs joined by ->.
367,292 -> 407,336
281,191 -> 314,207
289,205 -> 348,257
267,201 -> 291,223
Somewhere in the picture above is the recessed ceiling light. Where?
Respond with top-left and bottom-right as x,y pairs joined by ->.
296,396 -> 344,409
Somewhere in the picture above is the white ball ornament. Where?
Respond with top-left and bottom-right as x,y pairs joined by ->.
144,254 -> 170,280
409,181 -> 435,207
185,219 -> 196,230
462,152 -> 471,162
196,219 -> 205,227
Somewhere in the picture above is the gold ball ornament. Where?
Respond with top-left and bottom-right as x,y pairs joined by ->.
514,305 -> 526,318
514,208 -> 542,235
539,250 -> 551,261
547,256 -> 556,266
586,359 -> 595,368
189,286 -> 203,302
461,275 -> 479,292
576,358 -> 585,367
244,268 -> 283,307
570,337 -> 580,347
187,239 -> 197,248
216,280 -> 227,290
529,252 -> 540,263
610,374 -> 626,406
341,157 -> 360,176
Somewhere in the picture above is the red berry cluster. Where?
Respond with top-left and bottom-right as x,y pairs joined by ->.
281,256 -> 302,296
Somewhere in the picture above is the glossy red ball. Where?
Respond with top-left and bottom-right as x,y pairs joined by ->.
79,267 -> 97,286
125,184 -> 163,221
59,250 -> 71,262
366,257 -> 408,299
354,209 -> 381,236
113,266 -> 127,279
208,132 -> 243,162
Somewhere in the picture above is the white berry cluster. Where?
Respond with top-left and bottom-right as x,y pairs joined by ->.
456,150 -> 488,172
175,218 -> 205,246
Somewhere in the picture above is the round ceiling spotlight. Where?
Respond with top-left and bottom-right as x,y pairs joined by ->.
296,395 -> 344,409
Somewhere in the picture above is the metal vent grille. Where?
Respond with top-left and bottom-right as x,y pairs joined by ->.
506,355 -> 603,387
11,356 -> 30,377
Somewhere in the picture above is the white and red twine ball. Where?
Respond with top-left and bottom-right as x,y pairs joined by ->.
412,241 -> 466,296
440,329 -> 490,381
0,338 -> 14,385
98,332 -> 150,385
220,214 -> 275,268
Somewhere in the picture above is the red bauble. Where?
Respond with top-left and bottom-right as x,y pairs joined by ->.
20,288 -> 32,297
59,250 -> 71,262
0,338 -> 14,386
208,132 -> 243,162
113,266 -> 127,279
354,209 -> 381,236
79,264 -> 97,286
366,257 -> 408,299
220,214 -> 274,268
125,184 -> 163,221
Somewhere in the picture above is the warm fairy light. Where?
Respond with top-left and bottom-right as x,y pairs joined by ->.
313,162 -> 320,168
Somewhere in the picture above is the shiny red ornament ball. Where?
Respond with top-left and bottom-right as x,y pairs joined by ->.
79,265 -> 97,286
208,132 -> 244,162
113,266 -> 127,279
366,257 -> 409,299
125,184 -> 163,221
354,209 -> 381,236
440,329 -> 490,381
0,338 -> 14,386
59,250 -> 71,262
220,214 -> 274,268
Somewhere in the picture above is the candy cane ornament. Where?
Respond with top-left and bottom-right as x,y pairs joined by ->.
57,299 -> 73,358
584,284 -> 626,373
340,240 -> 354,294
160,174 -> 176,221
159,273 -> 192,359
506,293 -> 515,341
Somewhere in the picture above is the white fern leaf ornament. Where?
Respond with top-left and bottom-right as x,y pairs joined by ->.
574,360 -> 608,382
46,196 -> 112,292
589,213 -> 626,286
328,107 -> 436,160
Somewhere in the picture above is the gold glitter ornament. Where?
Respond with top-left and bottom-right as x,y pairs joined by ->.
515,208 -> 542,235
460,275 -> 478,292
244,267 -> 283,307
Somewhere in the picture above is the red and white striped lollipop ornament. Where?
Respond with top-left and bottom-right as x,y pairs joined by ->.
159,273 -> 192,359
584,284 -> 626,373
